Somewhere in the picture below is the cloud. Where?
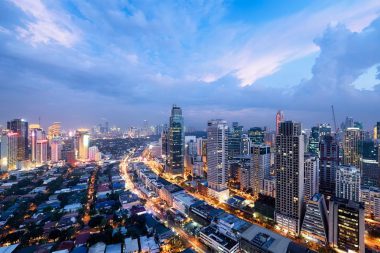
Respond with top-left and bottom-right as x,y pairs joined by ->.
11,0 -> 79,47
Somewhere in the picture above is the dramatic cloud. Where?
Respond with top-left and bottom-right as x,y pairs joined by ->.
0,0 -> 379,129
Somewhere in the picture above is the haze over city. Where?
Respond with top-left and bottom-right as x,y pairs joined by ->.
1,0 -> 380,129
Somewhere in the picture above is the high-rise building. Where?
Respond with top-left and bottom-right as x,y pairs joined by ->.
50,137 -> 62,163
228,122 -> 243,160
75,129 -> 90,161
361,186 -> 380,221
1,131 -> 18,171
247,127 -> 265,145
167,105 -> 185,176
48,122 -> 61,140
375,122 -> 380,141
328,198 -> 365,253
7,118 -> 28,160
336,165 -> 361,202
343,127 -> 362,169
303,154 -> 319,202
275,121 -> 304,235
362,159 -> 380,188
251,144 -> 271,198
240,134 -> 251,155
275,110 -> 284,135
319,135 -> 339,201
207,119 -> 229,201
301,193 -> 329,244
36,139 -> 48,165
31,128 -> 44,162
308,126 -> 319,155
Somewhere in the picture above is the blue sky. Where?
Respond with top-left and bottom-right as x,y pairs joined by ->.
0,0 -> 380,130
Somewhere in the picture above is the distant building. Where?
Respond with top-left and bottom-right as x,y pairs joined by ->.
7,118 -> 28,160
343,127 -> 362,168
328,198 -> 365,253
361,186 -> 380,221
275,111 -> 284,135
361,159 -> 380,188
89,146 -> 101,161
275,121 -> 304,235
207,119 -> 229,202
48,122 -> 61,140
240,134 -> 251,155
228,122 -> 243,160
50,137 -> 63,163
247,127 -> 265,145
75,129 -> 89,161
167,105 -> 185,176
36,139 -> 48,165
336,165 -> 361,202
308,126 -> 319,155
1,131 -> 18,171
301,193 -> 329,244
319,135 -> 339,201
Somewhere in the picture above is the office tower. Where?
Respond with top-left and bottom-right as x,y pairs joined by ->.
7,118 -> 28,160
275,110 -> 284,135
275,121 -> 304,235
167,105 -> 185,176
48,122 -> 61,140
228,122 -> 243,160
207,119 -> 229,201
1,132 -> 18,171
374,122 -> 380,141
196,137 -> 205,157
319,124 -> 332,136
343,127 -> 362,168
336,165 -> 361,202
239,163 -> 251,191
50,137 -> 62,163
36,139 -> 48,164
75,129 -> 90,161
308,126 -> 319,155
251,144 -> 271,198
89,146 -> 101,161
240,134 -> 251,155
319,135 -> 339,201
303,154 -> 319,202
30,128 -> 44,162
301,193 -> 329,244
247,127 -> 265,144
329,198 -> 365,253
359,139 -> 378,160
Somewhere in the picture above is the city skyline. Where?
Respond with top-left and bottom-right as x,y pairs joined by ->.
1,0 -> 380,128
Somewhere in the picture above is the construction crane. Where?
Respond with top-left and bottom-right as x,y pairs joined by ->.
331,105 -> 337,133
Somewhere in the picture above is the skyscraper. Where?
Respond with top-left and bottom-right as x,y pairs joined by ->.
50,137 -> 62,163
75,129 -> 90,161
319,135 -> 339,201
275,121 -> 304,235
167,105 -> 185,176
251,144 -> 271,198
240,134 -> 251,155
36,139 -> 48,165
247,127 -> 265,145
308,126 -> 319,155
303,153 -> 319,202
7,118 -> 28,160
329,198 -> 365,253
31,127 -> 44,162
1,131 -> 18,171
275,111 -> 284,135
207,119 -> 229,201
336,165 -> 361,202
228,122 -> 243,160
343,127 -> 362,169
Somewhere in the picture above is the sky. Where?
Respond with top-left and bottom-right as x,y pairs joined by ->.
0,0 -> 380,131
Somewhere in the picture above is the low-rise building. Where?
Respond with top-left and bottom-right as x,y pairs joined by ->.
199,225 -> 239,253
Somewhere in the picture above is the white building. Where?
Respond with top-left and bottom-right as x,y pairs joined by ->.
251,145 -> 271,197
89,146 -> 101,161
304,154 -> 319,202
207,119 -> 229,202
262,176 -> 276,198
124,237 -> 139,253
361,186 -> 380,221
50,137 -> 62,163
